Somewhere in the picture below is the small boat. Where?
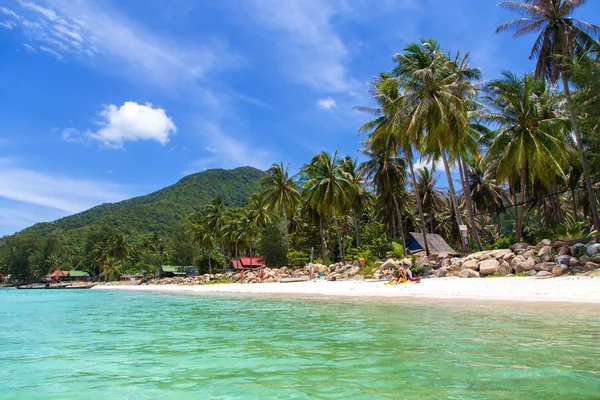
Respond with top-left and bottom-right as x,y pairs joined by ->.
64,284 -> 96,289
278,276 -> 310,283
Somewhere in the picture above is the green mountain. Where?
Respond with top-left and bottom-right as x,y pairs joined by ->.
19,166 -> 264,244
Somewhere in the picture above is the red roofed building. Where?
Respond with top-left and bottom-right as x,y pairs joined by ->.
50,270 -> 68,281
231,256 -> 266,270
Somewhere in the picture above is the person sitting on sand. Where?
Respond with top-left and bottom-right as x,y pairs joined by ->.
387,265 -> 414,285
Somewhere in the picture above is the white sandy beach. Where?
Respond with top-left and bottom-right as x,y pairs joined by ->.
93,276 -> 600,304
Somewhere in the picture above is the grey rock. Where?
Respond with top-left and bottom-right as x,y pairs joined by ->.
552,265 -> 568,277
536,262 -> 557,272
525,269 -> 537,276
497,261 -> 513,275
584,269 -> 600,277
515,257 -> 536,273
538,239 -> 552,247
462,259 -> 479,270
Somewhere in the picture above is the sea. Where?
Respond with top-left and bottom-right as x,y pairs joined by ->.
1,288 -> 599,399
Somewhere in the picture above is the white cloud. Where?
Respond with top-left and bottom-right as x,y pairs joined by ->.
64,102 -> 177,149
22,43 -> 35,53
0,166 -> 129,214
316,97 -> 337,110
244,0 -> 351,92
39,45 -> 62,59
0,7 -> 22,19
8,0 -> 239,87
0,20 -> 16,29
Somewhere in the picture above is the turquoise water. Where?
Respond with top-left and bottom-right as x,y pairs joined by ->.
1,289 -> 599,399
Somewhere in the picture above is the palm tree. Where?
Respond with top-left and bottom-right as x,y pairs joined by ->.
415,166 -> 443,233
260,163 -> 302,248
360,144 -> 409,252
203,198 -> 227,272
339,156 -> 373,248
189,213 -> 215,274
101,257 -> 121,282
393,38 -> 481,251
302,152 -> 353,264
482,72 -> 571,241
356,73 -> 431,255
496,0 -> 600,231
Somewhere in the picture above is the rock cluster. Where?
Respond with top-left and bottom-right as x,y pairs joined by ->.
426,239 -> 600,278
96,239 -> 600,286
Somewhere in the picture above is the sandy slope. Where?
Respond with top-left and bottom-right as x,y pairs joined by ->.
93,276 -> 600,304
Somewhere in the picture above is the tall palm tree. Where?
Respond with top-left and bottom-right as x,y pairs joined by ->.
415,166 -> 443,233
188,213 -> 215,274
260,163 -> 302,248
360,144 -> 409,252
496,0 -> 600,231
203,198 -> 227,271
339,156 -> 373,248
356,73 -> 431,255
302,152 -> 353,264
393,38 -> 480,251
482,72 -> 571,241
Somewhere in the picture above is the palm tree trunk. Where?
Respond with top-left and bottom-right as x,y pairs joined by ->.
333,208 -> 344,264
571,188 -> 578,222
283,208 -> 289,249
234,242 -> 238,264
221,243 -> 226,273
438,141 -> 467,252
208,252 -> 212,275
516,164 -> 527,243
562,75 -> 600,232
392,192 -> 407,255
406,154 -> 430,255
390,208 -> 397,239
319,216 -> 327,263
459,155 -> 483,250
353,208 -> 361,248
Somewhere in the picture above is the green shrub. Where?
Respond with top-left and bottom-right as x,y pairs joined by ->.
391,242 -> 404,259
492,236 -> 515,250
286,249 -> 310,267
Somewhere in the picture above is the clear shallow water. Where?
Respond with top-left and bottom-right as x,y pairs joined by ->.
1,289 -> 599,400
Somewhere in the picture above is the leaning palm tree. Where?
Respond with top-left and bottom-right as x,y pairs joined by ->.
393,38 -> 480,251
416,166 -> 444,234
188,212 -> 216,274
302,152 -> 353,264
482,72 -> 571,242
260,163 -> 302,248
496,0 -> 600,231
339,156 -> 374,248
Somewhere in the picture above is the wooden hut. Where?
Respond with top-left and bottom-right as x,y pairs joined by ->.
407,232 -> 455,254
231,256 -> 266,270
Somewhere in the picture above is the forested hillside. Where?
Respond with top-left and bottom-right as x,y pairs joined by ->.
19,166 -> 264,245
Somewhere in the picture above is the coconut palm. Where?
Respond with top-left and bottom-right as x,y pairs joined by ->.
260,163 -> 302,248
482,72 -> 571,242
302,151 -> 353,264
393,38 -> 481,251
356,73 -> 431,255
339,156 -> 373,248
101,257 -> 121,282
415,166 -> 443,233
188,213 -> 215,274
203,198 -> 227,271
360,144 -> 409,253
496,0 -> 600,231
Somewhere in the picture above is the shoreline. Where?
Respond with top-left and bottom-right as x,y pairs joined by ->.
92,276 -> 600,306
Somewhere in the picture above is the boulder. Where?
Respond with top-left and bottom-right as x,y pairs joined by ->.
459,269 -> 480,278
490,249 -> 513,259
584,269 -> 600,277
435,267 -> 450,278
513,243 -> 529,251
552,265 -> 568,277
538,239 -> 552,247
479,259 -> 500,276
525,269 -> 537,276
568,257 -> 580,267
535,271 -> 553,279
592,254 -> 600,264
374,261 -> 383,268
586,243 -> 600,257
558,246 -> 570,256
536,262 -> 556,272
515,257 -> 536,273
510,255 -> 526,268
497,261 -> 513,276
538,246 -> 553,262
346,266 -> 360,277
585,262 -> 599,270
462,259 -> 479,270
522,250 -> 534,259
579,255 -> 592,265
379,259 -> 398,271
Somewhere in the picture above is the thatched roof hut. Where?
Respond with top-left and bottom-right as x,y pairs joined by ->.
408,232 -> 455,254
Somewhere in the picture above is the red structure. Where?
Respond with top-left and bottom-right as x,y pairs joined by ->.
231,256 -> 266,270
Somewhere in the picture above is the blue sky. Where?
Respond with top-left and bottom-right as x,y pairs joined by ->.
1,0 -> 599,235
